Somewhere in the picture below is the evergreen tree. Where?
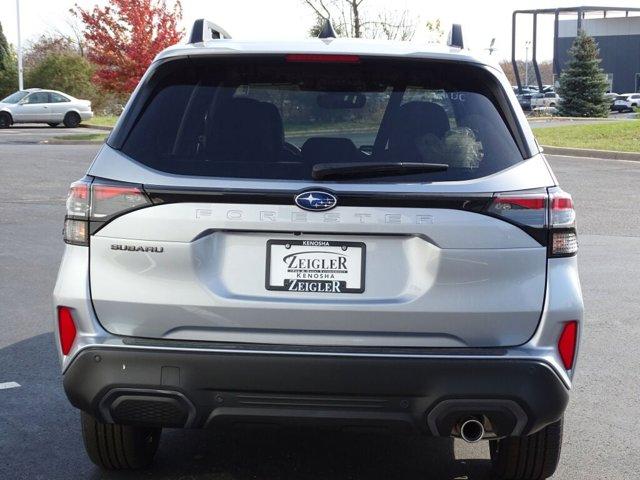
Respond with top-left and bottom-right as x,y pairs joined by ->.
557,30 -> 610,117
0,22 -> 11,71
0,21 -> 19,98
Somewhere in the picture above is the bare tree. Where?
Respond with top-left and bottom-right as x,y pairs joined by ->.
374,10 -> 415,41
425,19 -> 444,43
499,60 -> 554,87
303,0 -> 415,40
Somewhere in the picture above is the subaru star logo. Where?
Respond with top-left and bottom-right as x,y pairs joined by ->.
294,190 -> 337,211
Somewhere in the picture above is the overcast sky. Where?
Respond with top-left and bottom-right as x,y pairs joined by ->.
1,0 -> 639,62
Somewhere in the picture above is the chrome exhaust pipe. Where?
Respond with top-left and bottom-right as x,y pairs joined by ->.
459,418 -> 485,443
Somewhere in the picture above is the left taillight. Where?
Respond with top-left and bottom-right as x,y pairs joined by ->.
63,178 -> 151,246
64,179 -> 90,245
57,306 -> 77,355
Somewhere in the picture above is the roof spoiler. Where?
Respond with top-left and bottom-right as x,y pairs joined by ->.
188,19 -> 232,43
447,24 -> 464,49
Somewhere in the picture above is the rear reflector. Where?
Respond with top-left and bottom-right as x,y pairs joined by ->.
57,307 -> 77,355
285,54 -> 361,63
558,321 -> 578,370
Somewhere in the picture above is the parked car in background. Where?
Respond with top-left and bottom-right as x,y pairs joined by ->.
0,89 -> 93,128
622,93 -> 640,108
611,95 -> 634,113
530,91 -> 561,109
516,93 -> 532,111
604,92 -> 619,104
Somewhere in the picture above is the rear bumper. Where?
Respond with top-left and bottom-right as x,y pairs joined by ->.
64,346 -> 569,438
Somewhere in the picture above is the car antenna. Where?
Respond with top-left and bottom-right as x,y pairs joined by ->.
318,18 -> 338,39
188,19 -> 232,43
447,24 -> 464,49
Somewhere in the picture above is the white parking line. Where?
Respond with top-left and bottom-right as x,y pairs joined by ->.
0,382 -> 21,390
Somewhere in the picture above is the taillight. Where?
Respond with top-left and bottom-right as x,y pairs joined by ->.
486,191 -> 548,228
549,188 -> 578,257
558,321 -> 578,370
485,187 -> 577,258
57,306 -> 77,355
91,183 -> 150,219
63,178 -> 151,246
64,179 -> 91,245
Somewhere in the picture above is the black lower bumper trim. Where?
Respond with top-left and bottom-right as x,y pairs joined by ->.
63,347 -> 569,436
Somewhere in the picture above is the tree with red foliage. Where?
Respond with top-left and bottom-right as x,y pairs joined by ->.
74,0 -> 183,93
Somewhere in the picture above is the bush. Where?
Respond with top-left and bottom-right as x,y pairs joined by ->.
25,53 -> 94,98
0,54 -> 18,99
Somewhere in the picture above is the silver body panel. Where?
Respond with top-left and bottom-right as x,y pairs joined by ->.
54,245 -> 583,389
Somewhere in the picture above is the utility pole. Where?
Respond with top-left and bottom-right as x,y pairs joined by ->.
16,0 -> 24,90
524,40 -> 531,87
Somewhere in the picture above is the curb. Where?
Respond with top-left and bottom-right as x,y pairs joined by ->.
42,139 -> 106,145
528,116 -> 620,123
541,145 -> 640,161
80,124 -> 113,131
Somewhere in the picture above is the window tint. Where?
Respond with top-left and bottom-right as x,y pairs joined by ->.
24,92 -> 50,104
117,57 -> 525,183
50,92 -> 70,103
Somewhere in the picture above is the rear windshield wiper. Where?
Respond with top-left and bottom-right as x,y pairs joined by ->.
312,162 -> 449,181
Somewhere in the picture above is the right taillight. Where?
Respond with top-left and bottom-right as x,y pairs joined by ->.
63,178 -> 151,246
548,188 -> 577,257
485,187 -> 577,258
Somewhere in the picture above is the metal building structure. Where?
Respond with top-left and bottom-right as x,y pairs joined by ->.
512,6 -> 640,94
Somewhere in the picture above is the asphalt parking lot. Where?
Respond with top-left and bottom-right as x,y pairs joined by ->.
0,124 -> 107,145
1,128 -> 639,479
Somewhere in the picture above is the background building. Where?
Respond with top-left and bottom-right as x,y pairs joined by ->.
557,15 -> 640,93
512,7 -> 640,94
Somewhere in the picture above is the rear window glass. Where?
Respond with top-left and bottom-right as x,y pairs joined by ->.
116,56 -> 525,182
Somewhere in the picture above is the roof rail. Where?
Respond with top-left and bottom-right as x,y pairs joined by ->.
447,24 -> 464,49
317,18 -> 338,39
188,19 -> 232,43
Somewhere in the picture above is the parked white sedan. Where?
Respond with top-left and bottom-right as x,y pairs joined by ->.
0,89 -> 93,128
530,91 -> 561,109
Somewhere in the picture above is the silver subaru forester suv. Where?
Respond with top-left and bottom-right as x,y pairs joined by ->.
53,20 -> 583,479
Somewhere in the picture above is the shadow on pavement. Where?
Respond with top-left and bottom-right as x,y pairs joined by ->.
0,333 -> 492,480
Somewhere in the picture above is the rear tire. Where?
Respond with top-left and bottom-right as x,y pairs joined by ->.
48,122 -> 60,127
0,112 -> 11,128
490,418 -> 563,480
63,111 -> 81,128
80,411 -> 161,470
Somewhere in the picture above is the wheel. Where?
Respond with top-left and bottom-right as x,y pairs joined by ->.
48,122 -> 60,127
63,111 -> 81,128
490,418 -> 563,480
80,411 -> 161,470
0,112 -> 12,128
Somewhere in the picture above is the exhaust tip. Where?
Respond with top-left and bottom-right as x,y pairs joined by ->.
459,418 -> 485,443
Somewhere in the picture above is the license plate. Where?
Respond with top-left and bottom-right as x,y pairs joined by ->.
266,240 -> 366,293
615,100 -> 626,105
